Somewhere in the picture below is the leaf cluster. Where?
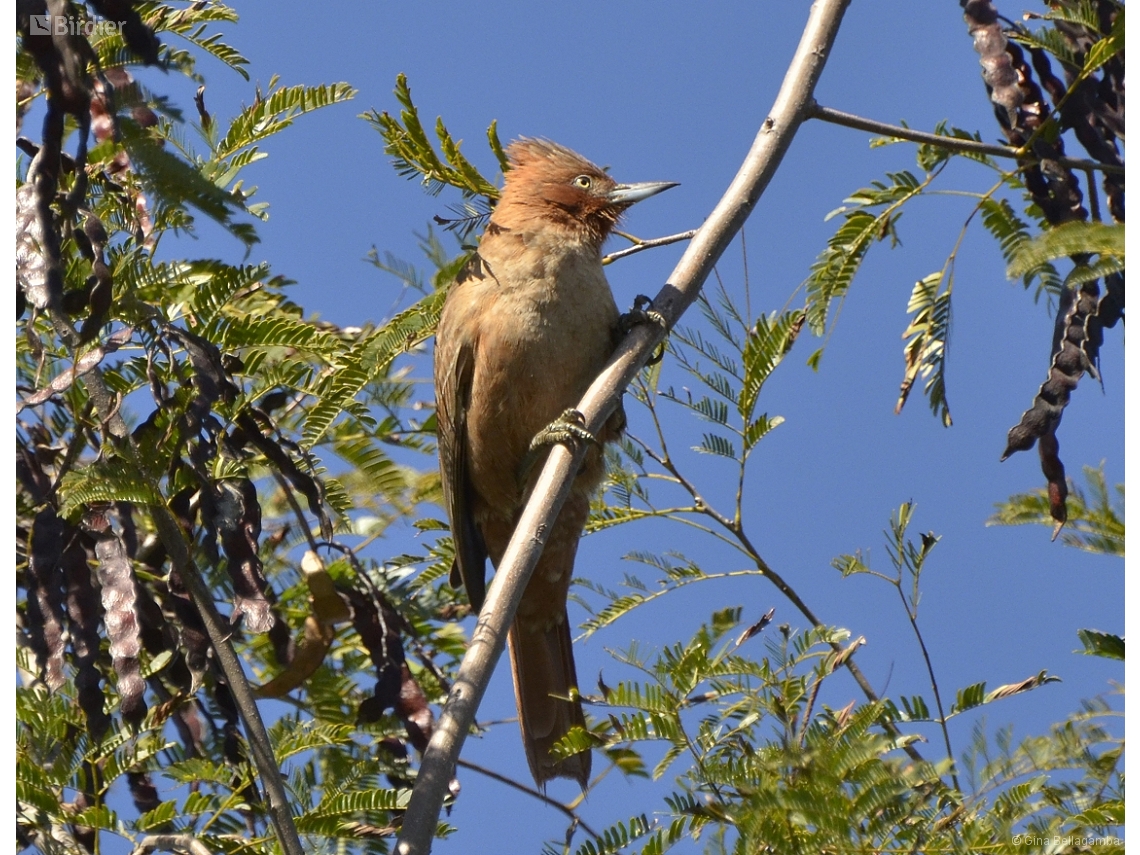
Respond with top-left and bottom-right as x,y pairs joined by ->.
361,74 -> 507,240
806,0 -> 1124,427
570,609 -> 1120,855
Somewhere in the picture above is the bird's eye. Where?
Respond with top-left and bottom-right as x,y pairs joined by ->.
572,175 -> 592,189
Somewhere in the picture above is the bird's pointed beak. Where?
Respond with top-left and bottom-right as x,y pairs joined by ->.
605,181 -> 679,205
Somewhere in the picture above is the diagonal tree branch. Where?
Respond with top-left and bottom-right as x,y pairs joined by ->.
455,758 -> 599,839
809,103 -> 1126,174
395,1 -> 854,852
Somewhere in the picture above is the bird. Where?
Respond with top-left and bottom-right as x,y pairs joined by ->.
433,138 -> 675,786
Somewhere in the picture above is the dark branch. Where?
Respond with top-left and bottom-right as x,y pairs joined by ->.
809,102 -> 1125,175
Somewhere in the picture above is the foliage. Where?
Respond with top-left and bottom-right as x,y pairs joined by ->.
569,608 -> 1120,855
898,270 -> 954,426
17,6 -> 460,853
572,216 -> 1120,852
989,464 -> 1124,556
805,2 -> 1124,451
1007,220 -> 1125,287
577,469 -> 1122,855
361,73 -> 506,241
805,167 -> 931,346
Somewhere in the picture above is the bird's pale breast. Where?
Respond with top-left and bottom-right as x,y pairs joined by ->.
460,232 -> 618,515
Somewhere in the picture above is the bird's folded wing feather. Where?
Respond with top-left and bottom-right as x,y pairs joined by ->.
435,281 -> 488,611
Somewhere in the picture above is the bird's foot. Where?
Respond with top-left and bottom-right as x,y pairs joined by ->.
619,294 -> 668,365
620,294 -> 667,333
529,408 -> 598,452
520,409 -> 598,481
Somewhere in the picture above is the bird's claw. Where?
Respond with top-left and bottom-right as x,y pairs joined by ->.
529,408 -> 598,452
620,295 -> 668,365
620,294 -> 668,334
519,409 -> 598,483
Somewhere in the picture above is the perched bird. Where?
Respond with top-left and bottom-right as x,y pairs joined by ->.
434,138 -> 675,786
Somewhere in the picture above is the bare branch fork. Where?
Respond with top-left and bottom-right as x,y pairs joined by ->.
603,229 -> 698,264
395,1 -> 853,852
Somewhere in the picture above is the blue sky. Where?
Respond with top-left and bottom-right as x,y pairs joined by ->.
78,3 -> 1126,851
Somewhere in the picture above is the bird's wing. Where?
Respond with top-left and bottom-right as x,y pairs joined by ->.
435,267 -> 488,612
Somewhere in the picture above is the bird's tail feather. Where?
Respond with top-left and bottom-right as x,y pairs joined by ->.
508,614 -> 591,788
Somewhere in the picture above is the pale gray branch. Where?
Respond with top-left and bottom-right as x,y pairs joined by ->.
603,229 -> 698,264
395,2 -> 854,853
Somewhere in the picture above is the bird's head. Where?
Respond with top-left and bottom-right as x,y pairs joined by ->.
493,138 -> 676,248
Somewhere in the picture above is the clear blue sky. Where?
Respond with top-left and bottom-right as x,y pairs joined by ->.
129,3 -> 1124,851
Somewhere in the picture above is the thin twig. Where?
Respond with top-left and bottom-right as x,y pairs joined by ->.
739,227 -> 752,330
638,341 -> 928,763
797,673 -> 827,748
649,428 -> 819,617
395,2 -> 855,852
1084,167 -> 1102,223
272,471 -> 322,554
455,758 -> 599,839
898,585 -> 960,792
148,500 -> 304,855
603,229 -> 698,264
809,102 -> 1125,175
320,539 -> 455,696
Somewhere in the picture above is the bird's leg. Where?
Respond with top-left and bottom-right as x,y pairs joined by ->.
519,408 -> 598,482
619,294 -> 669,365
530,408 -> 598,451
620,293 -> 667,332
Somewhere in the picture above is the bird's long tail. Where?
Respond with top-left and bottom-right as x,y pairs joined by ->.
508,613 -> 591,788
